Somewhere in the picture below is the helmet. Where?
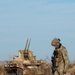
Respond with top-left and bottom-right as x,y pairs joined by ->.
51,38 -> 60,46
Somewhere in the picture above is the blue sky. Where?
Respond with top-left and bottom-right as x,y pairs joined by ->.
0,0 -> 75,62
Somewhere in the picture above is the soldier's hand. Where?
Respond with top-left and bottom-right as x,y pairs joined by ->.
63,69 -> 67,74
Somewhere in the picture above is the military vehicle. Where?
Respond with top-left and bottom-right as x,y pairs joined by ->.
4,39 -> 51,75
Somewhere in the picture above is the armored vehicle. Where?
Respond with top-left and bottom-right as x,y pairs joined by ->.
4,39 -> 51,75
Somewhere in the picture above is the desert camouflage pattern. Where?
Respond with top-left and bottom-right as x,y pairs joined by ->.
53,45 -> 69,75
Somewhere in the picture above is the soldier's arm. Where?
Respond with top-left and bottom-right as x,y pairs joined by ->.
62,48 -> 69,69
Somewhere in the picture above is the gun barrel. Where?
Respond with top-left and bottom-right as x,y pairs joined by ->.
24,39 -> 28,50
27,38 -> 31,50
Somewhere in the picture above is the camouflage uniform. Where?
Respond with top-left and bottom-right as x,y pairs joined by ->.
51,38 -> 69,75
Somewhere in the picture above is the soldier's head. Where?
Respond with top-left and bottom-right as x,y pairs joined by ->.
51,38 -> 61,49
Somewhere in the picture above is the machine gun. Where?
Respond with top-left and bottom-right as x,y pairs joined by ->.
24,38 -> 31,60
51,50 -> 58,74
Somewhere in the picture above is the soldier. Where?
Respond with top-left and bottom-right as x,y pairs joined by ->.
51,38 -> 69,75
